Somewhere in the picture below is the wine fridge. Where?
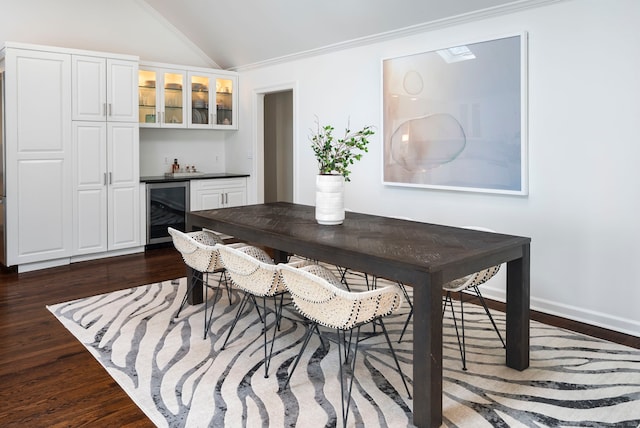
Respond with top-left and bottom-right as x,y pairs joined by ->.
146,181 -> 190,245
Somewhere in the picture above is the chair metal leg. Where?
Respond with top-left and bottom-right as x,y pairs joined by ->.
262,294 -> 285,378
472,285 -> 506,348
338,325 -> 361,428
221,293 -> 252,350
378,319 -> 411,398
175,270 -> 202,319
444,291 -> 467,370
282,321 -> 317,390
203,275 -> 223,339
397,282 -> 414,343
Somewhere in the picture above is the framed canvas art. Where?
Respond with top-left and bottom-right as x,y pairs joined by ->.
382,33 -> 528,195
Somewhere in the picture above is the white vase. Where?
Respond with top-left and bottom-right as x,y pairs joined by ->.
315,174 -> 345,225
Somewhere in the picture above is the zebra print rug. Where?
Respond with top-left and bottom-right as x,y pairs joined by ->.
47,271 -> 640,427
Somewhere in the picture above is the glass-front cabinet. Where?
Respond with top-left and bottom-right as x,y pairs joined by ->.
138,65 -> 187,128
188,71 -> 238,129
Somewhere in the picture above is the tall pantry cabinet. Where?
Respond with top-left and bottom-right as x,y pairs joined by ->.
71,54 -> 140,255
2,46 -> 73,269
1,43 -> 142,272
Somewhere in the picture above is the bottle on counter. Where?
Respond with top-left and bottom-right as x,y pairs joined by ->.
172,159 -> 180,173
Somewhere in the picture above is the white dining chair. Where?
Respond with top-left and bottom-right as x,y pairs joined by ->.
215,244 -> 303,378
168,227 -> 241,339
278,262 -> 412,427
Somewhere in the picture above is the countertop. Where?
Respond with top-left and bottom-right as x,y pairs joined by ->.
140,172 -> 249,183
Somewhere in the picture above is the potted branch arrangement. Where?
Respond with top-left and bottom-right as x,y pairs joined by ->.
310,118 -> 374,225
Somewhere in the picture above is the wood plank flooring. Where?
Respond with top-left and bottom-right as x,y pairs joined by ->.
0,247 -> 637,427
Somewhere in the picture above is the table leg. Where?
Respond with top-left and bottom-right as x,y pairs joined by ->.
506,243 -> 530,370
412,272 -> 443,428
272,249 -> 290,264
187,266 -> 204,305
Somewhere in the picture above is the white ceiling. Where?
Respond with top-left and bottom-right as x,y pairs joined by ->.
140,0 -> 536,70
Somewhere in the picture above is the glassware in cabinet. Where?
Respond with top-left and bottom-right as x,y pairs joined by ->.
138,70 -> 157,125
215,78 -> 233,126
190,75 -> 210,125
163,72 -> 184,125
138,65 -> 187,128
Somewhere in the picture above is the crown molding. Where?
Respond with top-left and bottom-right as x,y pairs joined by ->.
232,0 -> 565,72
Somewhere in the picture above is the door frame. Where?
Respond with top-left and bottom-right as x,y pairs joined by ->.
252,82 -> 297,204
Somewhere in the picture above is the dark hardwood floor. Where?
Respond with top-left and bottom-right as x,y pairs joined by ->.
1,248 -> 637,426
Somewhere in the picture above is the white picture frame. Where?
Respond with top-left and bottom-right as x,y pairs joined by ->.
382,32 -> 528,195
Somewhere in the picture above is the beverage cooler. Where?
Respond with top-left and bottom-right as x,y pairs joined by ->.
146,181 -> 190,245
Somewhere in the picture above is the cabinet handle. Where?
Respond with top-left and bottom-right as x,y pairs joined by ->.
103,103 -> 107,117
108,103 -> 112,117
103,173 -> 107,185
109,172 -> 112,185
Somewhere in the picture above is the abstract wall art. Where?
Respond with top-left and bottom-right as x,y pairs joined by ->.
382,33 -> 528,195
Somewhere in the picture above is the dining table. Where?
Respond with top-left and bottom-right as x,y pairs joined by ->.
187,202 -> 531,428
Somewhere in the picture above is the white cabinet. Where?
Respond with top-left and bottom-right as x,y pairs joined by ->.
188,71 -> 238,129
138,62 -> 238,130
3,46 -> 73,267
138,65 -> 187,128
73,122 -> 140,255
72,55 -> 138,122
190,178 -> 247,210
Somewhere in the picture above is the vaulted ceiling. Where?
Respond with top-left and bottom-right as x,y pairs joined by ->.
140,0 -> 533,70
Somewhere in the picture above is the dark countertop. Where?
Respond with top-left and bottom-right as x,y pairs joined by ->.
140,173 -> 249,183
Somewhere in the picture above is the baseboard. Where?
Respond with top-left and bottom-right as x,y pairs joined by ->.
480,285 -> 639,338
70,247 -> 145,264
18,258 -> 70,273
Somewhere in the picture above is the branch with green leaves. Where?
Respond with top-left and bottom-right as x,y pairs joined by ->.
310,118 -> 374,182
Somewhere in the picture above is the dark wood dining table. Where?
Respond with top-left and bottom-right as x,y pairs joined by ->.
187,202 -> 531,428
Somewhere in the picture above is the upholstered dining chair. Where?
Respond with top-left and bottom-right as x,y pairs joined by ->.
278,263 -> 412,428
168,227 -> 239,339
215,244 -> 298,378
398,226 -> 506,371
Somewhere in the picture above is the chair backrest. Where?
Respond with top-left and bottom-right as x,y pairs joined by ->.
215,244 -> 286,297
168,227 -> 223,273
278,263 -> 403,331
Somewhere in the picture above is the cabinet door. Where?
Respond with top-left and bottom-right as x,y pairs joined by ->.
72,55 -> 106,121
5,49 -> 72,266
107,123 -> 140,250
188,73 -> 213,129
160,70 -> 187,128
187,72 -> 238,129
73,122 -> 108,255
138,68 -> 160,127
195,188 -> 224,210
139,67 -> 186,128
107,59 -> 138,122
225,187 -> 247,207
212,75 -> 237,129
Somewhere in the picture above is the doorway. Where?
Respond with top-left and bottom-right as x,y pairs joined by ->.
263,90 -> 293,203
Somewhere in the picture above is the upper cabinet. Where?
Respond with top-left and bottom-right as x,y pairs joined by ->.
72,55 -> 138,122
138,65 -> 187,128
139,62 -> 238,130
188,71 -> 238,130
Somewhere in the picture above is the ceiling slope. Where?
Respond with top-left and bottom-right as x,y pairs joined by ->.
140,0 -> 562,70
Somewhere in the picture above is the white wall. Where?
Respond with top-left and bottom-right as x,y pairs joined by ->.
139,129 -> 227,176
231,0 -> 640,336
